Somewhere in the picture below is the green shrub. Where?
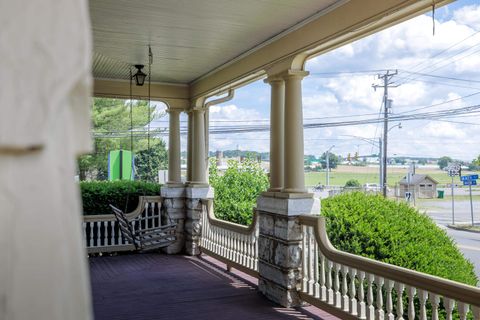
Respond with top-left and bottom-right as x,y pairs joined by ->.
344,179 -> 361,188
322,192 -> 478,286
209,158 -> 269,225
80,180 -> 161,215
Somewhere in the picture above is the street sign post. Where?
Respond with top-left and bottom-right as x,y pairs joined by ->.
460,174 -> 478,226
446,163 -> 461,225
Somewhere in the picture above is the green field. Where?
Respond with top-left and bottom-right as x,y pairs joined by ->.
305,165 -> 471,187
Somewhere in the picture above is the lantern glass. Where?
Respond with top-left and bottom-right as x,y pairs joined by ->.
133,65 -> 146,86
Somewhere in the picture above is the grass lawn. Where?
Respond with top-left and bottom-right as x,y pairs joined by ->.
305,165 -> 474,187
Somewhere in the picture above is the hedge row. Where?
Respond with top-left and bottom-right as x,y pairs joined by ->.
80,180 -> 161,215
322,192 -> 478,286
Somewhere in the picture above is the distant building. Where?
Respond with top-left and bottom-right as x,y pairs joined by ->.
397,174 -> 438,199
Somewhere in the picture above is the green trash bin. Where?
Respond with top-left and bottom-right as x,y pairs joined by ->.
437,190 -> 444,199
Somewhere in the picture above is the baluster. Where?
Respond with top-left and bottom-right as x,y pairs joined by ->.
443,298 -> 454,320
342,265 -> 349,312
302,226 -> 308,292
83,223 -> 89,247
395,282 -> 405,320
326,260 -> 334,304
241,235 -> 246,267
308,228 -> 315,295
472,306 -> 480,320
429,294 -> 440,320
376,276 -> 385,320
349,268 -> 357,316
366,274 -> 375,320
234,235 -> 239,263
418,290 -> 428,320
108,221 -> 114,246
313,241 -> 320,298
457,302 -> 469,320
320,254 -> 327,301
406,286 -> 416,320
385,280 -> 394,320
334,263 -> 342,308
95,221 -> 101,247
357,271 -> 366,319
253,234 -> 258,271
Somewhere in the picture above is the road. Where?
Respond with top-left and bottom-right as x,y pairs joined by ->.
417,199 -> 480,281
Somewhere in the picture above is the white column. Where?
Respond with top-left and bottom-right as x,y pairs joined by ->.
187,110 -> 193,182
191,108 -> 207,185
265,76 -> 285,192
282,70 -> 309,193
167,109 -> 182,184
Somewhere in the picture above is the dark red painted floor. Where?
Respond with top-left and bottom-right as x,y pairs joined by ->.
89,253 -> 339,320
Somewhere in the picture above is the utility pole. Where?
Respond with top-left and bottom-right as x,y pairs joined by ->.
373,70 -> 398,197
325,145 -> 335,188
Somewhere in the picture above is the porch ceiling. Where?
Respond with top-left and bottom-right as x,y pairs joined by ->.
90,0 -> 342,84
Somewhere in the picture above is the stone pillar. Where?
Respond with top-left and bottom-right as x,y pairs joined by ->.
167,109 -> 182,185
160,186 -> 186,254
191,108 -> 207,185
187,111 -> 193,182
184,186 -> 214,255
283,70 -> 309,194
265,76 -> 285,192
257,195 -> 319,307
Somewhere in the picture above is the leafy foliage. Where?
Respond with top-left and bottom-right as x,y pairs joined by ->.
135,142 -> 168,182
344,179 -> 361,188
209,158 -> 269,225
77,98 -> 167,180
322,192 -> 478,286
80,180 -> 161,215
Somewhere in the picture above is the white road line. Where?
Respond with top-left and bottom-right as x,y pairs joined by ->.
458,244 -> 480,252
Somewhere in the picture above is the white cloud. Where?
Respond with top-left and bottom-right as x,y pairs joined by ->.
453,4 -> 480,30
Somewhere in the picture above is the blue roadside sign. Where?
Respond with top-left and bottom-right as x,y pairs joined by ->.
460,174 -> 478,181
463,180 -> 477,186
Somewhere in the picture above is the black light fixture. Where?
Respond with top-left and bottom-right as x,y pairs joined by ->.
132,64 -> 147,86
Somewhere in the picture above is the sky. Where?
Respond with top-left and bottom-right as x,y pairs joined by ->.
157,0 -> 480,161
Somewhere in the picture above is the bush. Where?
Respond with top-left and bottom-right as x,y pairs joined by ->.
209,158 -> 269,225
322,192 -> 478,286
80,180 -> 161,215
344,179 -> 361,188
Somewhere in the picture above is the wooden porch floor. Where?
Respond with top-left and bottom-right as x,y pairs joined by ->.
89,253 -> 339,320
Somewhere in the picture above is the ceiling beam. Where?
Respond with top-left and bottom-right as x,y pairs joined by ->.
93,79 -> 190,109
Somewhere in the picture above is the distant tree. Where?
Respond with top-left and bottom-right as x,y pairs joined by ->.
134,141 -> 168,182
320,152 -> 340,169
437,156 -> 453,170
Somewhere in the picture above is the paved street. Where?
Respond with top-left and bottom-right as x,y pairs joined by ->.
417,198 -> 480,282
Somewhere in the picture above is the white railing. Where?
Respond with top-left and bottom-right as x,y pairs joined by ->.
199,200 -> 259,278
83,196 -> 163,254
299,215 -> 480,320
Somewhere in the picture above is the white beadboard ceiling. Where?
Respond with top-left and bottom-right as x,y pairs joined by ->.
90,0 -> 343,84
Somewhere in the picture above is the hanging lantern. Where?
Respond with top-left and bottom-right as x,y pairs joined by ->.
133,64 -> 146,86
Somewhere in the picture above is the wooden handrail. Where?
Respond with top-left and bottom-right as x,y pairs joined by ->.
299,215 -> 480,307
83,196 -> 162,222
201,199 -> 257,235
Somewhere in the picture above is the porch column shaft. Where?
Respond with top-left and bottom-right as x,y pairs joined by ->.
192,109 -> 207,184
283,70 -> 309,193
187,111 -> 193,182
266,77 -> 285,192
167,109 -> 181,184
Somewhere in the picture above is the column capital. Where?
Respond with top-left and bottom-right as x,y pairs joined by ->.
280,69 -> 309,80
263,75 -> 284,84
166,108 -> 182,114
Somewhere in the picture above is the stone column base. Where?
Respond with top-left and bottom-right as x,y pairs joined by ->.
184,186 -> 214,255
160,185 -> 186,254
256,193 -> 320,307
